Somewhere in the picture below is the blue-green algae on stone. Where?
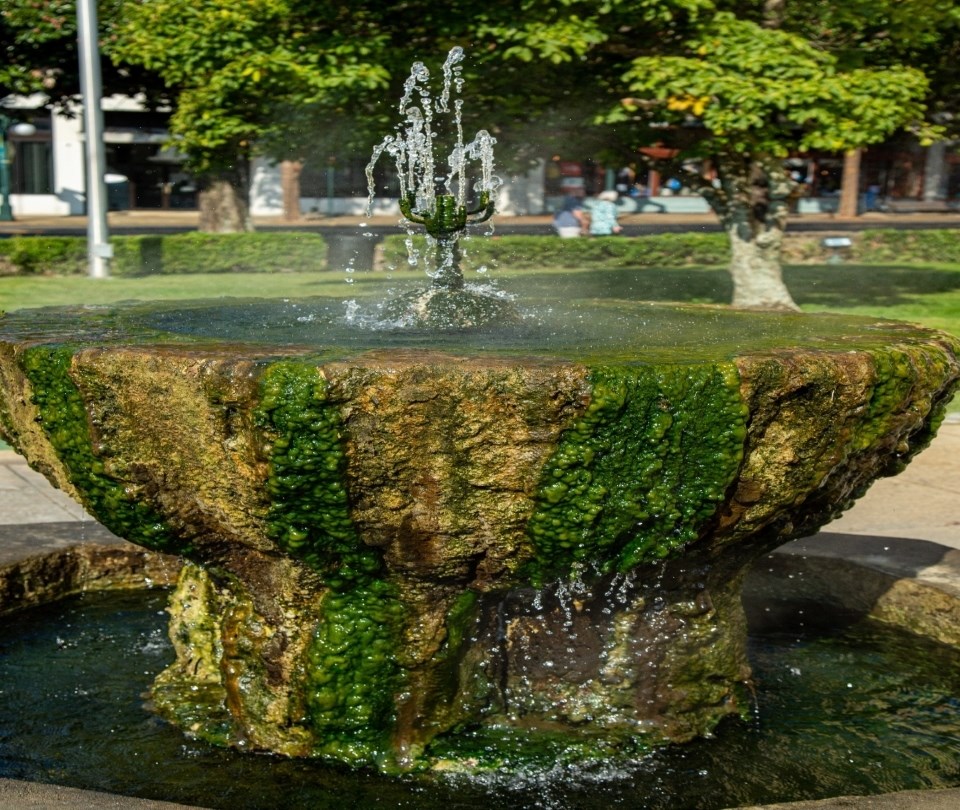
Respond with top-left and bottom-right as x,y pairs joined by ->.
525,363 -> 746,584
254,360 -> 408,764
19,345 -> 176,552
304,580 -> 406,765
254,361 -> 362,580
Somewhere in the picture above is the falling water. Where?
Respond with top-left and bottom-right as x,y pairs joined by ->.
365,47 -> 501,276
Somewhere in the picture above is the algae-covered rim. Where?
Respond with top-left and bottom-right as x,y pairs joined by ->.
2,296 -> 955,366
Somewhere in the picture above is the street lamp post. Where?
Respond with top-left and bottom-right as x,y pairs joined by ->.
0,112 -> 38,222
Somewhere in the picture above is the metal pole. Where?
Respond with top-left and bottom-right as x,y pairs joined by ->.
76,0 -> 111,278
326,158 -> 335,217
0,119 -> 12,221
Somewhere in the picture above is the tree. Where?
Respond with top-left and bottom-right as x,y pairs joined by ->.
611,11 -> 933,309
770,0 -> 960,217
109,0 -> 709,231
1,0 -> 167,106
109,0 -> 397,231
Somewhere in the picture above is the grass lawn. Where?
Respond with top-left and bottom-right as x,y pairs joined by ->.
0,270 -> 368,312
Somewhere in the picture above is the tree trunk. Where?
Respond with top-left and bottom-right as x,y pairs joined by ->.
726,214 -> 797,310
198,162 -> 252,233
280,160 -> 302,222
837,148 -> 862,218
707,155 -> 799,311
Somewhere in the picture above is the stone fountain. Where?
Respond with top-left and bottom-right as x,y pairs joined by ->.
1,51 -> 959,776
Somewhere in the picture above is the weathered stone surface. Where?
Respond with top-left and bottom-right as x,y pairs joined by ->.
0,542 -> 180,615
1,303 -> 958,771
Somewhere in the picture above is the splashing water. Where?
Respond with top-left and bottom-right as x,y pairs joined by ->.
365,47 -> 501,281
359,48 -> 516,329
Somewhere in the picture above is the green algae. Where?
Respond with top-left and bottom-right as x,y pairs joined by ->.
524,363 -> 746,584
254,360 -> 407,765
19,345 -> 177,552
305,581 -> 406,766
254,361 -> 360,579
853,346 -> 956,460
426,724 -> 655,772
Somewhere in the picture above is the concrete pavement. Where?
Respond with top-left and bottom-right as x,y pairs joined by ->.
2,208 -> 960,237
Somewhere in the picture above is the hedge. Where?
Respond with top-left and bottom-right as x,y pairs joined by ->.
381,232 -> 731,270
4,227 -> 960,277
0,232 -> 328,276
0,236 -> 87,275
856,229 -> 960,264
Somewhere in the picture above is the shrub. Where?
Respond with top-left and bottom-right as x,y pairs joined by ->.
1,236 -> 87,275
856,230 -> 960,264
381,232 -> 731,270
111,232 -> 328,276
0,232 -> 328,276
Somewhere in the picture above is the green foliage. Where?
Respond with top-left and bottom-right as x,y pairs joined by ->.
856,230 -> 960,265
111,0 -> 393,172
0,0 -> 167,105
109,232 -> 327,275
10,230 -> 960,279
0,236 -> 87,275
617,12 -> 935,157
0,232 -> 327,276
384,233 -> 731,270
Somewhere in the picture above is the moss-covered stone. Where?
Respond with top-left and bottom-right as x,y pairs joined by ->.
1,302 -> 958,773
525,363 -> 746,583
254,361 -> 362,579
19,345 -> 177,552
303,580 -> 406,765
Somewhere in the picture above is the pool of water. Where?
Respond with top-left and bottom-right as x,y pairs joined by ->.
1,589 -> 959,809
2,291 -> 949,366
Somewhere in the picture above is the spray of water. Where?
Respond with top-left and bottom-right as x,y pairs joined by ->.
365,47 -> 501,281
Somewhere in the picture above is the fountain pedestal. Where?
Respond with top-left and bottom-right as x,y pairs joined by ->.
1,302 -> 957,771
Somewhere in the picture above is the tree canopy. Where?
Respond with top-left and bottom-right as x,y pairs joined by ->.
106,0 -> 710,173
613,11 -> 933,158
1,0 -> 166,105
3,0 -> 956,249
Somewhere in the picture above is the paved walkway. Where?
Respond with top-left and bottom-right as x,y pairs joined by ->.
2,208 -> 960,236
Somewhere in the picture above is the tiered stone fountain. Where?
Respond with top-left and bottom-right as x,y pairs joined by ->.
0,50 -> 958,774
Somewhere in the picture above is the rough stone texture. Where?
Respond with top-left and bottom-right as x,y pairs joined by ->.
0,542 -> 180,615
1,318 -> 958,770
473,550 -> 752,745
716,345 -> 957,554
152,559 -> 324,756
73,348 -> 277,558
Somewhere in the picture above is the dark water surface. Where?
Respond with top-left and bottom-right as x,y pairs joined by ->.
2,291 -> 950,366
2,589 -> 959,809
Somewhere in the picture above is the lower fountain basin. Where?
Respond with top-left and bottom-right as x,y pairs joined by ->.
2,533 -> 960,809
0,299 -> 958,771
